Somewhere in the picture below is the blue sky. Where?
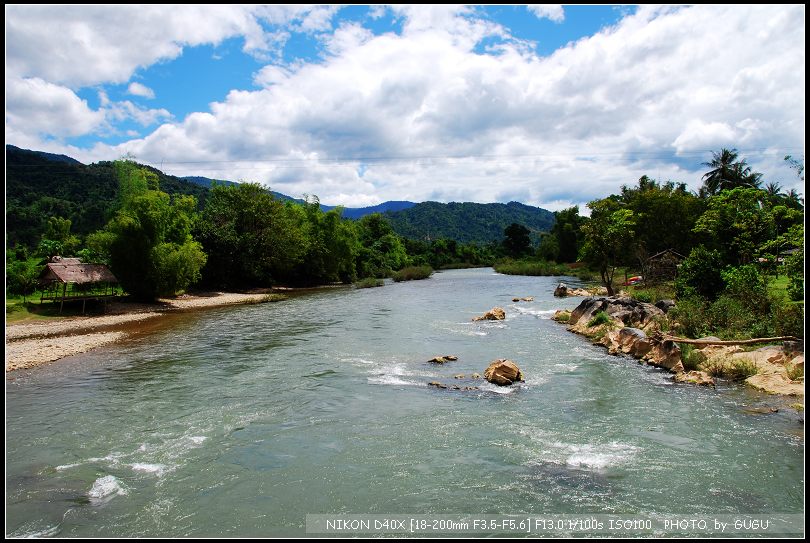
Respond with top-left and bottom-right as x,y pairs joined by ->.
5,5 -> 805,209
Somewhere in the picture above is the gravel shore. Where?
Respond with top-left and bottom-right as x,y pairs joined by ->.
5,292 -> 280,372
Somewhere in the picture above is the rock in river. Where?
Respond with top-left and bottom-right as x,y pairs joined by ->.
472,307 -> 506,321
484,359 -> 524,386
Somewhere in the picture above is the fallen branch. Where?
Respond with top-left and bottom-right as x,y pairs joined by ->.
662,335 -> 801,346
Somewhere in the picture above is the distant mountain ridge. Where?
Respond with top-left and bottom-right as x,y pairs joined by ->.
6,145 -> 555,247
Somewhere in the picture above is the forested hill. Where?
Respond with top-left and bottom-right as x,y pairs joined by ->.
6,145 -> 555,248
6,146 -> 209,247
385,201 -> 555,244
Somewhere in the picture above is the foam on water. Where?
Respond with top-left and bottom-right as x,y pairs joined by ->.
88,475 -> 127,499
562,442 -> 640,470
368,375 -> 421,386
131,463 -> 168,476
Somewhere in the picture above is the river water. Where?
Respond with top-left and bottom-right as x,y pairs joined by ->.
5,269 -> 804,537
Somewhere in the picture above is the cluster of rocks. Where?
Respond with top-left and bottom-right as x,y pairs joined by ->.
512,296 -> 534,302
557,295 -> 805,399
427,355 -> 458,364
553,283 -> 609,298
425,356 -> 524,390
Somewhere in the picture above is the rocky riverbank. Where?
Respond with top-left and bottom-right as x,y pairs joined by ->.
554,296 -> 804,406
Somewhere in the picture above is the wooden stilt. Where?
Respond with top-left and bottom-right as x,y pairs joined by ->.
60,283 -> 67,314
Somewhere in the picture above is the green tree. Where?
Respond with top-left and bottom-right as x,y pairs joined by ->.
674,246 -> 726,300
579,199 -> 636,295
547,206 -> 585,262
196,183 -> 307,288
700,148 -> 763,197
693,188 -> 773,266
502,223 -> 532,258
6,257 -> 41,302
104,162 -> 207,299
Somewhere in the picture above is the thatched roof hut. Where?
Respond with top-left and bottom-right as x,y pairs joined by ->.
39,257 -> 119,312
40,258 -> 118,285
644,249 -> 686,284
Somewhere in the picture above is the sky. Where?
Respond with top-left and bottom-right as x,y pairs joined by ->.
5,4 -> 806,210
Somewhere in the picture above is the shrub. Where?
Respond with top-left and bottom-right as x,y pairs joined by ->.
355,277 -> 384,289
675,246 -> 725,300
773,301 -> 804,339
786,363 -> 804,382
587,310 -> 612,328
391,265 -> 433,282
493,259 -> 569,276
669,296 -> 711,338
701,356 -> 758,381
680,344 -> 705,371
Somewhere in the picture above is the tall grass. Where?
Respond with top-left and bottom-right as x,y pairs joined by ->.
494,259 -> 570,276
355,277 -> 385,288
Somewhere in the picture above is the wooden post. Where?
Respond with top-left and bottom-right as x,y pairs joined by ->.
60,282 -> 67,313
82,298 -> 86,315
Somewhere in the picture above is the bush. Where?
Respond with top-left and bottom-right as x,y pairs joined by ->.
708,294 -> 774,339
773,301 -> 804,339
675,246 -> 725,300
700,356 -> 758,381
587,311 -> 612,327
786,363 -> 804,382
355,277 -> 384,288
721,264 -> 769,311
680,344 -> 705,371
391,265 -> 433,282
669,296 -> 711,338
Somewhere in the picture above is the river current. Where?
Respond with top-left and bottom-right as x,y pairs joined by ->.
5,268 -> 804,536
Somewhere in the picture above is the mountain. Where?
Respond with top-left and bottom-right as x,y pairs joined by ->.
181,176 -> 238,188
6,145 -> 555,249
384,201 -> 555,244
6,144 -> 83,165
6,145 -> 210,247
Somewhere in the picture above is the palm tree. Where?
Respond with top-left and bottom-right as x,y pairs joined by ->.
784,188 -> 804,210
701,148 -> 739,196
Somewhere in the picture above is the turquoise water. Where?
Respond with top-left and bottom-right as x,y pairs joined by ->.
5,269 -> 804,536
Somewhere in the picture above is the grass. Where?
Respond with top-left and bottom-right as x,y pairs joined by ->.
626,282 -> 676,304
391,265 -> 433,282
701,356 -> 759,381
680,344 -> 704,371
587,310 -> 612,328
494,259 -> 569,276
354,277 -> 385,289
6,292 -> 106,323
786,363 -> 804,382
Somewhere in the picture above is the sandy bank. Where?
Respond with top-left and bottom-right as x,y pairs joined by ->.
5,291 -> 282,372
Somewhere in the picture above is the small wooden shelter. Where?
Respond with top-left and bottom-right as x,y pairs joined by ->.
39,257 -> 119,313
643,249 -> 686,284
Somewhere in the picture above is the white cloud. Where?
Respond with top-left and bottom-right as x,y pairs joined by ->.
5,77 -> 104,138
127,82 -> 155,99
6,5 -> 806,208
527,5 -> 565,23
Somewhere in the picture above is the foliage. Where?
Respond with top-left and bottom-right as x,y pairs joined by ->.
493,259 -> 569,276
355,277 -> 384,288
701,356 -> 758,381
587,311 -> 612,328
694,188 -> 774,265
391,265 -> 433,282
721,264 -> 769,311
680,344 -> 703,372
699,148 -> 763,197
773,302 -> 804,339
502,223 -> 532,258
627,283 -> 675,304
6,257 -> 42,301
784,245 -> 804,302
675,246 -> 725,300
104,163 -> 207,299
579,198 -> 636,295
195,183 -> 307,288
356,213 -> 410,278
547,206 -> 585,263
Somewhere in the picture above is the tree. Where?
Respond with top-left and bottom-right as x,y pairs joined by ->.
356,213 -> 409,277
104,162 -> 207,299
699,148 -> 763,197
195,183 -> 306,288
579,199 -> 636,295
502,223 -> 532,258
547,206 -> 585,263
6,257 -> 41,302
674,246 -> 726,300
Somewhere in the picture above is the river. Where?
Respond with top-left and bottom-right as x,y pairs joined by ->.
5,268 -> 804,537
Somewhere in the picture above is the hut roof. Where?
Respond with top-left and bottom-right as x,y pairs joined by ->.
647,249 -> 686,261
40,261 -> 118,285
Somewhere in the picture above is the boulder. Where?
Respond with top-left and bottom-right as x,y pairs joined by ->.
745,373 -> 805,397
552,310 -> 571,323
454,374 -> 465,379
428,381 -> 447,389
553,283 -> 569,297
655,299 -> 676,313
522,296 -> 534,302
617,327 -> 654,358
471,372 -> 482,379
568,296 -> 664,332
483,359 -> 524,386
643,340 -> 684,373
512,297 -> 521,302
674,370 -> 716,387
472,307 -> 506,321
